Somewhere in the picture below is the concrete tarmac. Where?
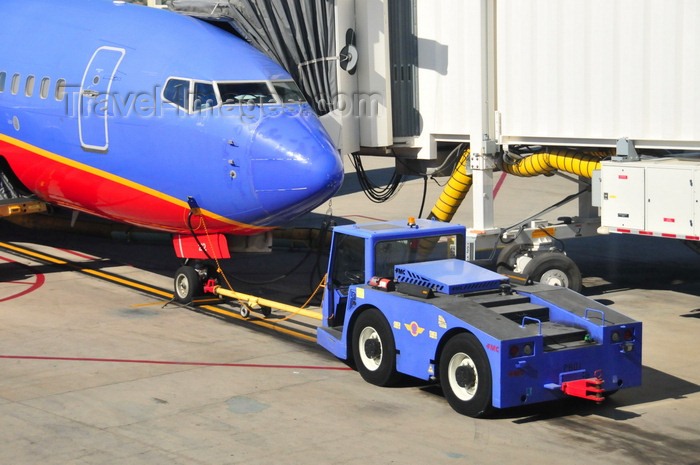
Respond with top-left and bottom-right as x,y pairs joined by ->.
1,156 -> 699,465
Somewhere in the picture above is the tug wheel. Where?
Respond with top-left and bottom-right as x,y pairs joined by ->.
174,266 -> 201,304
439,333 -> 492,417
352,308 -> 399,386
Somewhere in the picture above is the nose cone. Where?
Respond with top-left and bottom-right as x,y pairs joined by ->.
250,111 -> 344,224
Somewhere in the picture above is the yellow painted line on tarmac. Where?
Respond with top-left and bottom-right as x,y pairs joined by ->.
1,241 -> 316,342
0,241 -> 172,298
199,304 -> 317,342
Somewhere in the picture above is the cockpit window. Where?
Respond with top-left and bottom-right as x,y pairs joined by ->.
218,82 -> 275,105
193,81 -> 216,111
163,78 -> 189,110
273,81 -> 306,103
163,78 -> 307,111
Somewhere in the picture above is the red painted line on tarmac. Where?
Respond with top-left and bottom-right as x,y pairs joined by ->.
0,256 -> 46,302
0,355 -> 352,371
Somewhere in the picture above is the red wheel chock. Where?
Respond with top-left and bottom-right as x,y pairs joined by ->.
561,378 -> 605,401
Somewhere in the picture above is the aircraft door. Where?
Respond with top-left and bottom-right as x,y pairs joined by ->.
79,46 -> 125,152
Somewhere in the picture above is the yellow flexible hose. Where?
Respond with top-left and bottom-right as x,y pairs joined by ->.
502,148 -> 606,179
427,147 -> 609,223
428,149 -> 472,222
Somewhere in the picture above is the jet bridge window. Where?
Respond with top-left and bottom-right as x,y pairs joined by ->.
218,82 -> 276,106
163,78 -> 190,110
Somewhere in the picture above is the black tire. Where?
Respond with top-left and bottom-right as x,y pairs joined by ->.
522,252 -> 582,292
495,243 -> 527,275
439,333 -> 492,417
173,266 -> 201,303
259,306 -> 272,318
351,308 -> 399,386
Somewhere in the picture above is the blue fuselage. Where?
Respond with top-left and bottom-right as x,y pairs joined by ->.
0,0 -> 343,234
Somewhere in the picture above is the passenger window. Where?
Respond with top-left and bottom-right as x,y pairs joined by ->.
193,82 -> 217,111
40,77 -> 50,99
163,78 -> 190,110
25,75 -> 35,97
11,73 -> 20,95
0,72 -> 5,93
55,79 -> 66,101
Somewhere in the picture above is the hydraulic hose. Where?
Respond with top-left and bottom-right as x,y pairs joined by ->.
428,149 -> 472,222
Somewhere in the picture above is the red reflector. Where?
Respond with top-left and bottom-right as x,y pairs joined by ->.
618,175 -> 628,179
624,329 -> 633,341
617,229 -> 631,233
663,218 -> 676,223
686,236 -> 700,241
661,233 -> 677,238
639,231 -> 653,235
509,345 -> 519,357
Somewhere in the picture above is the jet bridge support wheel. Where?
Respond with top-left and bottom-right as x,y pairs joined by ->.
522,252 -> 582,293
439,333 -> 492,417
496,245 -> 582,293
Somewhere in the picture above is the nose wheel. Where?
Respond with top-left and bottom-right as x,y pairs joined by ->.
174,265 -> 200,303
173,263 -> 218,304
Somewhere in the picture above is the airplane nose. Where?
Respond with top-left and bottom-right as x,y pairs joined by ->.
250,112 -> 344,223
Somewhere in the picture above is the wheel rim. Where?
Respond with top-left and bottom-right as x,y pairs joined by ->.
358,326 -> 382,371
448,352 -> 478,401
539,269 -> 569,287
175,273 -> 190,299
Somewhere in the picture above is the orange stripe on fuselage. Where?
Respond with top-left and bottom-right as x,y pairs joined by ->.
0,132 -> 271,235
